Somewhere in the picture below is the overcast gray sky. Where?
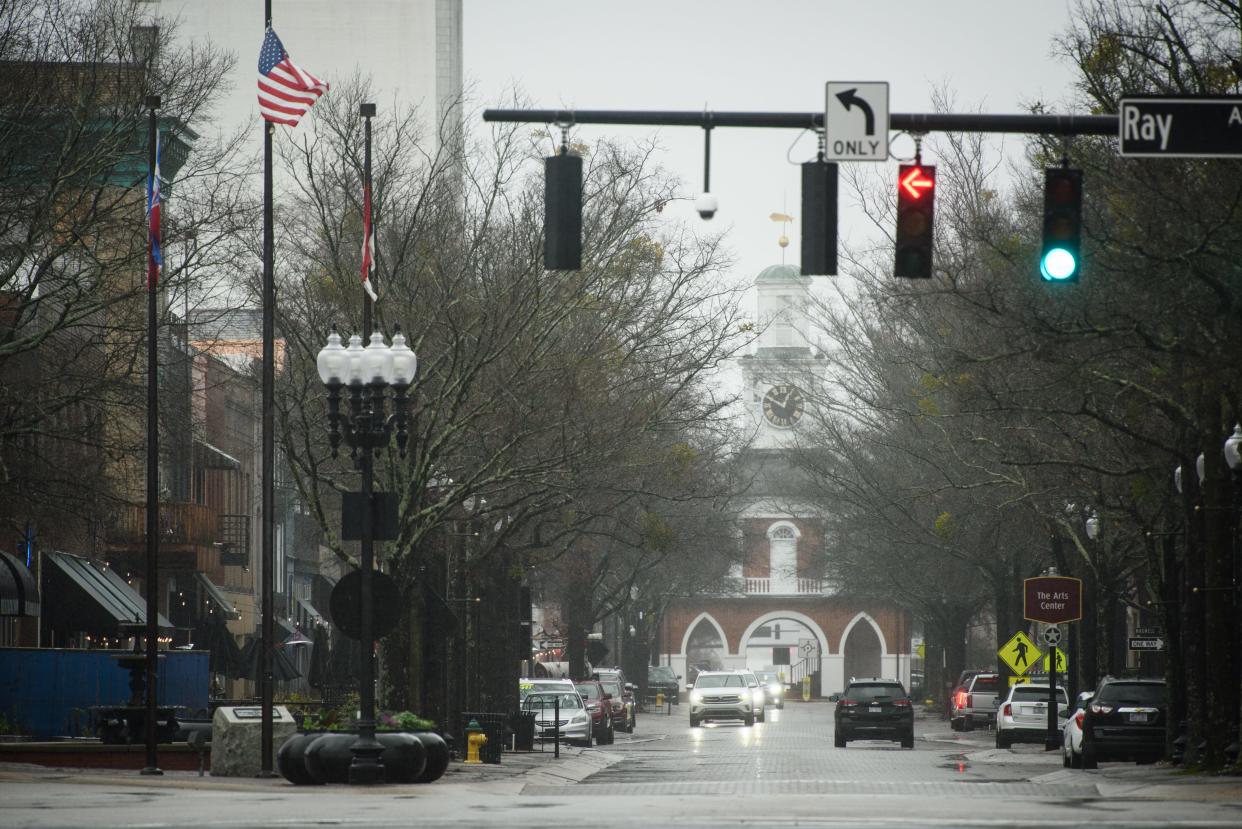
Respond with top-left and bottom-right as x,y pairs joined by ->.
464,0 -> 1082,288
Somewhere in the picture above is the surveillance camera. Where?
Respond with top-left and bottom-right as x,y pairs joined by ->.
694,193 -> 718,220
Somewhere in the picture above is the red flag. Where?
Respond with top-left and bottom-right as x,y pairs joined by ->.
361,179 -> 377,301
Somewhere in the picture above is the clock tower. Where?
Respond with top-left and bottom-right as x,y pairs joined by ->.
739,263 -> 819,449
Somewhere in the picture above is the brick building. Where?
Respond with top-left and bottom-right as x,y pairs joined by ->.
658,264 -> 912,697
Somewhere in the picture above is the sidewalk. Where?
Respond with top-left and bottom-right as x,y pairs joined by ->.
0,743 -> 617,793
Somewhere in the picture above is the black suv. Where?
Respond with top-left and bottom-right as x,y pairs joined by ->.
1081,676 -> 1166,767
834,678 -> 915,748
646,665 -> 680,705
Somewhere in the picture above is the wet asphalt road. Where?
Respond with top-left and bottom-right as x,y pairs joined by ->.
2,702 -> 1240,828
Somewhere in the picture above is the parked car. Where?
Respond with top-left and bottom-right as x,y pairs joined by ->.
1080,676 -> 1167,768
519,677 -> 576,700
521,690 -> 592,746
951,672 -> 1001,731
573,680 -> 616,745
646,665 -> 681,705
594,668 -> 638,730
834,677 -> 914,748
740,670 -> 767,723
995,683 -> 1069,748
1061,690 -> 1094,768
689,670 -> 754,727
594,674 -> 633,733
754,670 -> 785,709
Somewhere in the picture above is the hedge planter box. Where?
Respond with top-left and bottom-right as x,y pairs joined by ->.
278,731 -> 448,785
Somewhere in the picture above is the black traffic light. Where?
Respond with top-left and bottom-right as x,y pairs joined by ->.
894,164 -> 936,278
1040,167 -> 1082,282
545,151 -> 582,270
801,159 -> 838,276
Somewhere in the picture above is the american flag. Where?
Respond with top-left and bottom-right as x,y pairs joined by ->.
361,179 -> 377,301
257,28 -> 328,127
147,130 -> 161,292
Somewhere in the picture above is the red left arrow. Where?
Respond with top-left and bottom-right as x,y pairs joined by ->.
900,167 -> 934,199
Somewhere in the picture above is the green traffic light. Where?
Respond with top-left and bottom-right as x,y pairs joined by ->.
1040,248 -> 1077,281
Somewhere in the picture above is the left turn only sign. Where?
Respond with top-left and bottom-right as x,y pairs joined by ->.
825,81 -> 889,162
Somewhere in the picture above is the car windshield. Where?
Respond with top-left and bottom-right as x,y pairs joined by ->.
523,693 -> 582,711
600,680 -> 622,696
847,684 -> 905,701
696,674 -> 745,688
1097,683 -> 1165,705
756,672 -> 778,682
575,684 -> 601,699
649,666 -> 676,681
744,674 -> 759,686
1012,687 -> 1068,704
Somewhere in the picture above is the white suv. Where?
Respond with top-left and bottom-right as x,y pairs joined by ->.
689,671 -> 754,727
996,683 -> 1068,748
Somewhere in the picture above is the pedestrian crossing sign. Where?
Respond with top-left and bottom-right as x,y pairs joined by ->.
1042,646 -> 1068,674
999,631 -> 1043,675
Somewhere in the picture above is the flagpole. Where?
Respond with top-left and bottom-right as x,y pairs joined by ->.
259,0 -> 277,778
141,93 -> 163,778
362,104 -> 376,332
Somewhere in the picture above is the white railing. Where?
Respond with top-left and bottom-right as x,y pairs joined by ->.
742,577 -> 828,596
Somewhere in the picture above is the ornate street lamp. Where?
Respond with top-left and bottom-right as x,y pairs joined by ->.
1085,512 -> 1100,541
316,326 -> 416,784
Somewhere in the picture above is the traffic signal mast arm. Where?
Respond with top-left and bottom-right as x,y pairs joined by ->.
483,108 -> 1119,137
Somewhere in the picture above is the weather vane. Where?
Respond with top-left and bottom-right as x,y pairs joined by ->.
770,210 -> 793,264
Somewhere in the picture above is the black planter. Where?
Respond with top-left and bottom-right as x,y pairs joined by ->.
412,731 -> 450,783
276,732 -> 322,786
299,732 -> 431,784
303,733 -> 355,784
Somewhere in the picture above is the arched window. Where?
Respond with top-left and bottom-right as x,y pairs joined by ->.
767,522 -> 799,593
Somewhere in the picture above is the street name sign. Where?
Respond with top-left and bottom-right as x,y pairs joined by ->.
1119,96 -> 1242,158
1129,637 -> 1165,651
1024,575 -> 1083,623
825,81 -> 889,162
999,631 -> 1043,675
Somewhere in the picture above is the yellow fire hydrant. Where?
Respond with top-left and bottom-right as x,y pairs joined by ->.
464,719 -> 487,764
656,690 -> 665,707
801,675 -> 811,702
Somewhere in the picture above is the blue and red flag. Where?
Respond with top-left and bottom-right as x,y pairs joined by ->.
147,130 -> 162,292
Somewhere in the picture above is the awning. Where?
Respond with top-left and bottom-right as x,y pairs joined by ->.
194,440 -> 241,470
195,571 -> 241,620
0,549 -> 39,617
42,551 -> 172,635
295,597 -> 324,627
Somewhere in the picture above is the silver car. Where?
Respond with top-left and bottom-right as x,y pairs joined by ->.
522,690 -> 593,746
689,670 -> 754,727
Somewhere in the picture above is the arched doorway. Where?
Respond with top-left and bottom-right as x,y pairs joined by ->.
740,611 -> 830,696
842,617 -> 883,681
684,615 -> 726,685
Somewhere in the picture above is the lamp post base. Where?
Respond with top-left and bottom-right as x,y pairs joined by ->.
348,735 -> 386,785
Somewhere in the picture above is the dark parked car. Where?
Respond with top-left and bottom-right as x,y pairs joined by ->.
1081,676 -> 1167,768
573,680 -> 616,745
594,674 -> 633,733
834,677 -> 914,748
647,665 -> 681,705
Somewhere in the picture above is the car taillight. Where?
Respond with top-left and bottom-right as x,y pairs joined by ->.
1074,711 -> 1084,728
954,690 -> 967,709
838,698 -> 859,707
1089,702 -> 1114,715
1002,703 -> 1011,716
894,698 -> 911,707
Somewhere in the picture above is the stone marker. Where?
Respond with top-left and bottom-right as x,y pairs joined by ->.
211,705 -> 297,777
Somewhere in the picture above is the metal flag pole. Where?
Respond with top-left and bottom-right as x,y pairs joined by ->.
141,94 -> 163,777
259,0 -> 276,777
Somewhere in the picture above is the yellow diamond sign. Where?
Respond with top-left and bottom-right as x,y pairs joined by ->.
999,631 -> 1043,675
1042,646 -> 1068,674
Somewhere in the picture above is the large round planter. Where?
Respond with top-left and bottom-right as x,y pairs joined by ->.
303,733 -> 355,784
377,732 -> 427,783
277,732 -> 323,785
412,731 -> 450,783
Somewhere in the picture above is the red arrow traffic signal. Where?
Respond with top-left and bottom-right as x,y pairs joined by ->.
900,166 -> 934,199
895,164 -> 936,278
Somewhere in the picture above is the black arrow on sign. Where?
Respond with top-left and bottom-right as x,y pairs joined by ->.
836,88 -> 876,135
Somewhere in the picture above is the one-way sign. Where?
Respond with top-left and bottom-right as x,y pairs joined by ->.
1128,637 -> 1165,651
1119,96 -> 1242,157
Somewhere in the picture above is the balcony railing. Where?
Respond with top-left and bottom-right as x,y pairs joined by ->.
743,577 -> 826,596
110,502 -> 217,547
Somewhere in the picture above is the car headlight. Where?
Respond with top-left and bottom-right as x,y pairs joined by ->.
690,690 -> 703,704
753,689 -> 764,702
768,683 -> 781,695
571,713 -> 587,723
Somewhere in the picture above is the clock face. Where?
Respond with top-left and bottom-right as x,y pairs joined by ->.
762,384 -> 805,428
